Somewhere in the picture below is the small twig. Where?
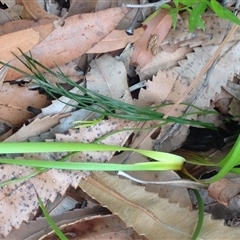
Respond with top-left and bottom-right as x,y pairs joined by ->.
122,0 -> 171,8
117,171 -> 208,189
126,8 -> 142,35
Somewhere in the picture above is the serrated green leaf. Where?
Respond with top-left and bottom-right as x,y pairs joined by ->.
169,8 -> 179,28
178,0 -> 201,7
189,2 -> 207,32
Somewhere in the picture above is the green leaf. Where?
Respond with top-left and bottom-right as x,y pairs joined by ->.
209,0 -> 240,25
191,189 -> 204,240
178,0 -> 202,7
169,8 -> 179,28
160,3 -> 171,9
189,2 -> 207,32
173,0 -> 179,8
37,191 -> 68,240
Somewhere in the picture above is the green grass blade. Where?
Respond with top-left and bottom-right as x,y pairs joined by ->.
191,189 -> 204,240
0,142 -> 185,164
36,190 -> 68,240
0,159 -> 183,171
206,135 -> 240,183
0,53 -> 216,129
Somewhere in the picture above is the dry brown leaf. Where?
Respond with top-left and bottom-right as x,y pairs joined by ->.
5,206 -> 108,240
208,178 -> 240,207
0,165 -> 88,237
0,18 -> 54,37
131,9 -> 172,68
4,113 -> 69,142
140,41 -> 240,152
41,214 -> 147,240
16,0 -> 59,20
0,83 -> 49,126
80,171 -> 240,239
0,28 -> 40,65
87,28 -> 144,54
4,7 -> 128,80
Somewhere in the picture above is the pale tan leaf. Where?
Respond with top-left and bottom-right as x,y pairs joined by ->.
111,153 -> 192,208
1,0 -> 16,8
55,118 -> 136,162
0,9 -> 14,24
0,165 -> 88,237
29,109 -> 100,142
135,69 -> 177,107
163,11 -> 240,48
86,54 -> 132,103
5,7 -> 128,80
80,171 -> 240,239
138,46 -> 192,80
5,206 -> 108,240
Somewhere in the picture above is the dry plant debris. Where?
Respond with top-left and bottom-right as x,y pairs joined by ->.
1,0 -> 240,239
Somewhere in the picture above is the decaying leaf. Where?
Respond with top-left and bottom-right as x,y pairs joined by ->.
41,214 -> 147,240
0,165 -> 88,237
87,28 -> 144,54
86,54 -> 132,103
4,113 -> 69,142
131,9 -> 172,68
4,7 -> 129,80
4,206 -> 109,240
0,83 -> 49,126
80,172 -> 240,239
163,11 -> 240,48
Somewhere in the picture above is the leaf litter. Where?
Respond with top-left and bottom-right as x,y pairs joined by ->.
1,0 -> 240,239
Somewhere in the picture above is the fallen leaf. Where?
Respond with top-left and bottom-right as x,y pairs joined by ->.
80,171 -> 240,239
87,28 -> 144,54
86,54 -> 132,103
131,9 -> 172,68
4,7 -> 129,80
41,214 -> 147,240
4,113 -> 69,142
5,206 -> 108,240
0,83 -> 49,126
